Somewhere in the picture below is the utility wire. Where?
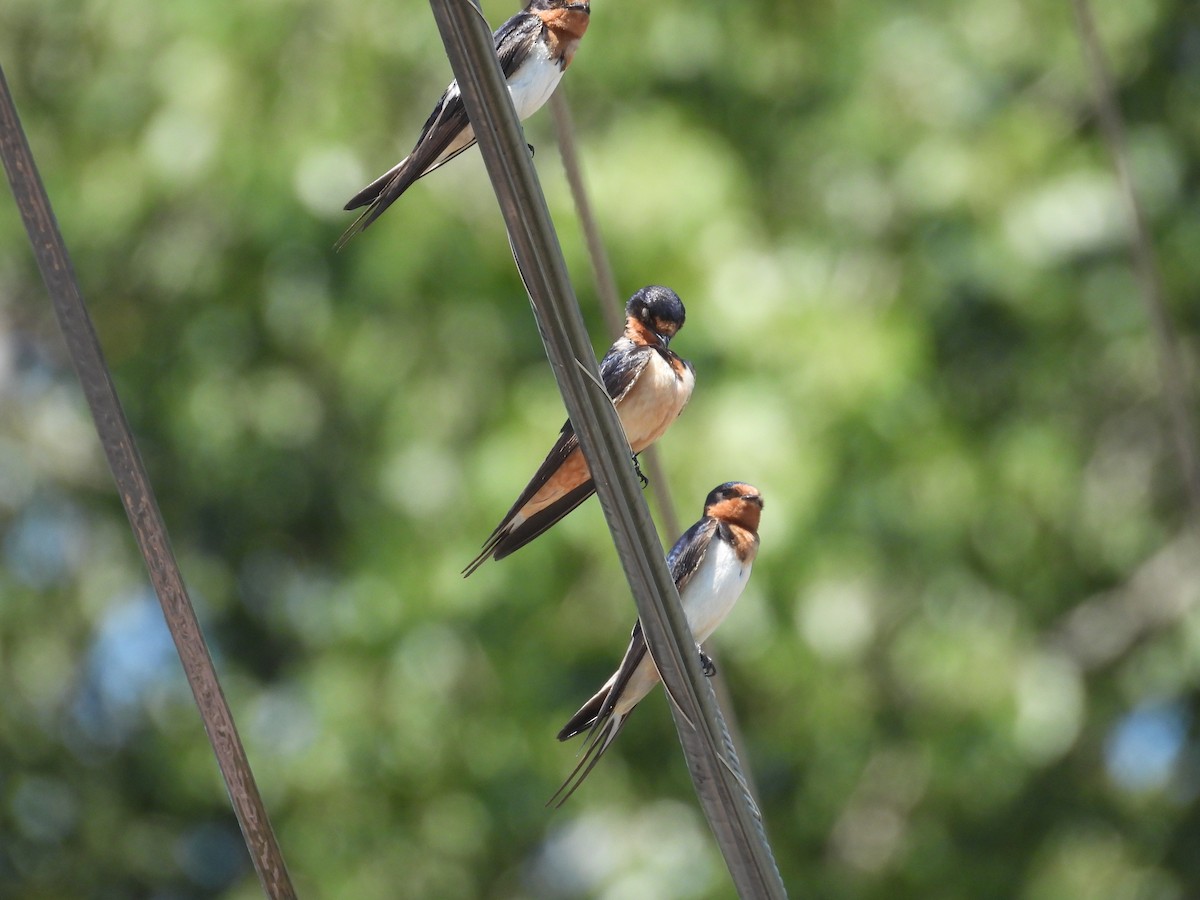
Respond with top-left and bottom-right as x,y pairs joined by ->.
0,63 -> 297,900
426,1 -> 786,895
1071,0 -> 1200,520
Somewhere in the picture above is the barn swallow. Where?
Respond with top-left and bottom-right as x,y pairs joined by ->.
337,0 -> 591,246
463,286 -> 696,576
548,482 -> 764,806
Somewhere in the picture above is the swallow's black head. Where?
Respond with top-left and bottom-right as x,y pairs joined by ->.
626,285 -> 686,346
705,482 -> 764,512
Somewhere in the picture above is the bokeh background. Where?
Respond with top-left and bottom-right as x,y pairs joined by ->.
3,0 -> 1200,896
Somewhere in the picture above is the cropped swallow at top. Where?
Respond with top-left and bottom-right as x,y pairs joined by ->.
463,286 -> 696,576
337,0 -> 591,246
548,482 -> 765,806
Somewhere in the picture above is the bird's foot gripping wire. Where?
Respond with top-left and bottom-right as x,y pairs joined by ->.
699,651 -> 717,678
527,142 -> 536,157
632,454 -> 648,488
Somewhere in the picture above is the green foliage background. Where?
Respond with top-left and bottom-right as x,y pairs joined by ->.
2,0 -> 1199,896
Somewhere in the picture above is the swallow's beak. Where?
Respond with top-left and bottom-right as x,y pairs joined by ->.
744,494 -> 764,508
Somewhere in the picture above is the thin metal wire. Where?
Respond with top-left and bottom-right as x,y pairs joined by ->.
0,64 -> 297,900
426,1 -> 786,895
1071,0 -> 1200,519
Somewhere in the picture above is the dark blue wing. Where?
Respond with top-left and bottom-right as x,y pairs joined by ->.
667,517 -> 717,595
599,339 -> 652,404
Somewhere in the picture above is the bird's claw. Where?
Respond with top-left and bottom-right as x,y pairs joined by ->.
699,651 -> 716,678
632,454 -> 648,488
527,142 -> 536,157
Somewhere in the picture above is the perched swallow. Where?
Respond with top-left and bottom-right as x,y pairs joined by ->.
548,482 -> 764,806
463,286 -> 696,576
338,0 -> 591,246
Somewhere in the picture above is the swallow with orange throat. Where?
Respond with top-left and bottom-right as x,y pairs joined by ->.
548,482 -> 764,806
337,0 -> 590,247
463,286 -> 695,576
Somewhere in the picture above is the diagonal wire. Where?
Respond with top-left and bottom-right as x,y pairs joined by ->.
0,64 -> 297,900
546,92 -> 623,337
1071,0 -> 1200,519
549,89 -> 761,808
426,1 -> 786,895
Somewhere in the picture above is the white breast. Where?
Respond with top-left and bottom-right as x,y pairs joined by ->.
506,41 -> 563,119
423,47 -> 560,177
610,534 -> 751,719
681,537 -> 752,644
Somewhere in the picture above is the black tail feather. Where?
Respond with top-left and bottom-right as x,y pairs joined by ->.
463,480 -> 597,575
333,208 -> 373,252
491,481 -> 595,562
335,162 -> 420,249
547,714 -> 630,808
556,686 -> 607,741
344,161 -> 405,211
461,524 -> 510,578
